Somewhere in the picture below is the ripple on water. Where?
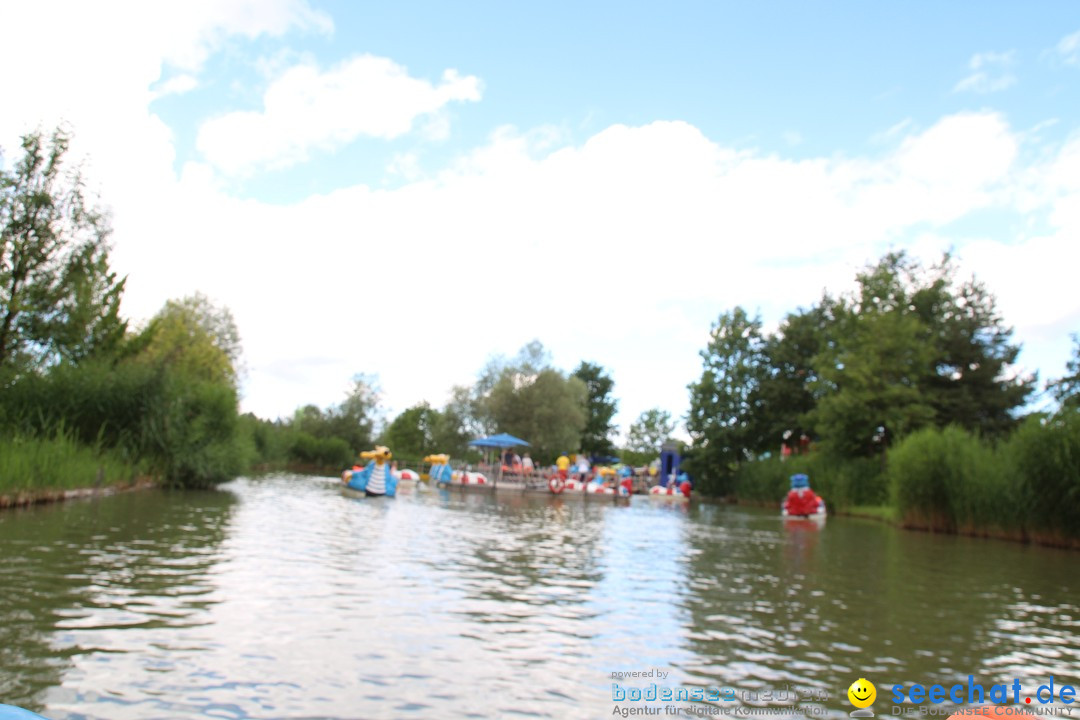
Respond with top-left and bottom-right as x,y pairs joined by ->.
0,475 -> 1077,719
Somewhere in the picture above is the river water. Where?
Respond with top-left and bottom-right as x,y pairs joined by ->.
0,474 -> 1077,720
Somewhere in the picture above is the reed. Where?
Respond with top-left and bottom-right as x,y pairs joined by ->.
0,429 -> 141,495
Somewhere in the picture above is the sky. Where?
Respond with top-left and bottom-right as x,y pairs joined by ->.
2,2 -> 1079,441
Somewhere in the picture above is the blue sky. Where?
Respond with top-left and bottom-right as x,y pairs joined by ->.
2,1 -> 1078,438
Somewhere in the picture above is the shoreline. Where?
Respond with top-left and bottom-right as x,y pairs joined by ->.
0,478 -> 158,510
728,498 -> 1079,551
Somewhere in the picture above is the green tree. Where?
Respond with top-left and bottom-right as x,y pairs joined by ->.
572,361 -> 618,457
810,309 -> 936,458
755,302 -> 833,453
380,403 -> 441,461
1049,334 -> 1080,411
477,341 -> 587,461
624,408 -> 676,465
131,293 -> 241,387
686,307 -> 767,491
867,252 -> 1032,438
813,251 -> 1033,453
1,128 -> 126,373
293,375 -> 381,454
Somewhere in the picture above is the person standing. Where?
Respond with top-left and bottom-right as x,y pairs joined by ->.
556,452 -> 571,479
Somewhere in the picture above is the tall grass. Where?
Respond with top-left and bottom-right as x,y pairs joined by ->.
888,425 -> 1019,537
731,415 -> 1080,547
1006,413 -> 1080,546
0,430 -> 143,495
1,361 -> 247,489
733,451 -> 886,511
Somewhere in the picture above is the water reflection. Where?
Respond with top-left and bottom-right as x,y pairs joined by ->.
0,476 -> 1077,720
0,488 -> 235,715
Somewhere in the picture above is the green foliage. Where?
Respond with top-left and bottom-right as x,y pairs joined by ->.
1,128 -> 127,373
731,452 -> 887,509
130,293 -> 241,388
888,425 -> 1015,535
754,304 -> 831,451
572,361 -> 618,457
468,340 -> 587,462
686,307 -> 767,493
0,429 -> 142,494
1006,412 -> 1080,545
1048,334 -> 1080,411
289,432 -> 353,469
811,310 -> 936,457
623,408 -> 675,466
0,358 -> 246,489
380,402 -> 441,461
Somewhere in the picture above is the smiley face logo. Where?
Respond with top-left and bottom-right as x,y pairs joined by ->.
848,678 -> 877,709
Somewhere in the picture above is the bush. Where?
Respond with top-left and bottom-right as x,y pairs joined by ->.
1,361 -> 247,489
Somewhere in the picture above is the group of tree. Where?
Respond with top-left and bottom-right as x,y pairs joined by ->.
1,128 -> 248,488
685,251 -> 1051,494
374,341 -> 622,465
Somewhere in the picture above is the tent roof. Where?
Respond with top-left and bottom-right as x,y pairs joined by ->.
469,433 -> 530,448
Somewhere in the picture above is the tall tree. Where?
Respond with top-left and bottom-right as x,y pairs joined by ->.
754,302 -> 833,453
810,309 -> 936,457
686,307 -> 767,489
851,252 -> 1032,439
1,128 -> 126,373
625,408 -> 676,461
476,340 -> 587,461
572,361 -> 618,458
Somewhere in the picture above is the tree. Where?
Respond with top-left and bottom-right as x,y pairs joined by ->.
810,309 -> 936,457
572,361 -> 618,458
132,294 -> 242,388
1049,334 -> 1080,411
754,303 -> 832,454
686,307 -> 768,489
380,403 -> 440,461
1,128 -> 126,373
624,408 -> 676,465
475,341 -> 587,461
873,252 -> 1032,438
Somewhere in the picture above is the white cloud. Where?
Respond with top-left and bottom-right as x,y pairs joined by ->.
196,58 -> 482,175
152,74 -> 200,99
954,51 -> 1016,94
1053,29 -> 1080,66
2,7 -> 1078,433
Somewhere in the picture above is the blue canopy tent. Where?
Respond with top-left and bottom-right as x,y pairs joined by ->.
469,433 -> 530,449
469,433 -> 530,482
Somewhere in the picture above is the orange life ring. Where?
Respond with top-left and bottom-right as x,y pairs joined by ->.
549,476 -> 565,494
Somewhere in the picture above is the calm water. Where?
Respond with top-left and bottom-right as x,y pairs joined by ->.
0,474 -> 1077,720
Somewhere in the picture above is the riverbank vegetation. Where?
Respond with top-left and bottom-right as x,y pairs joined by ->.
4,129 -> 1078,549
688,251 -> 1080,546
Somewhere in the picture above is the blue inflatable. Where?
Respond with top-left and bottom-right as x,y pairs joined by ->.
0,705 -> 50,720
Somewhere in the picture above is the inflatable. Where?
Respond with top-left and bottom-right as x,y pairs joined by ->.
0,705 -> 50,720
343,446 -> 399,497
782,473 -> 826,518
425,454 -> 454,488
650,471 -> 691,500
451,470 -> 489,486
